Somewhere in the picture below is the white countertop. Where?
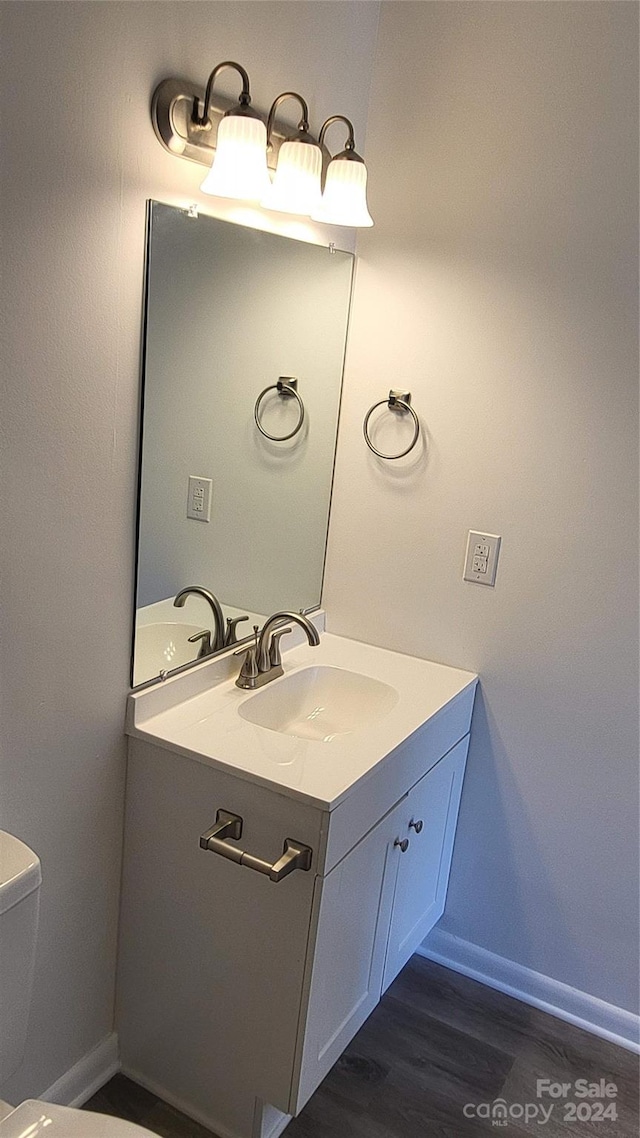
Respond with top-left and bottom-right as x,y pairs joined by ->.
127,632 -> 477,810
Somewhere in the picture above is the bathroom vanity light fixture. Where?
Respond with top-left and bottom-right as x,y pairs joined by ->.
192,62 -> 271,200
261,93 -> 323,216
150,67 -> 374,225
311,116 -> 373,228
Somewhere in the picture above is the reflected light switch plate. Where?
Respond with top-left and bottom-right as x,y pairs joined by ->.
464,531 -> 501,586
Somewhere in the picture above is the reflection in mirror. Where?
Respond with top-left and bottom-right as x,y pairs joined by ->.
133,203 -> 353,686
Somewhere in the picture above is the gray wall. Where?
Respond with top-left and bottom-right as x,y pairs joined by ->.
0,0 -> 379,1099
324,0 -> 639,1014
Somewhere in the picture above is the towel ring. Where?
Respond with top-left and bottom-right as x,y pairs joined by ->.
363,390 -> 420,460
254,377 -> 305,442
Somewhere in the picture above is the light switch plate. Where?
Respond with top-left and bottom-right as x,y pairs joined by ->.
187,476 -> 212,522
464,531 -> 501,586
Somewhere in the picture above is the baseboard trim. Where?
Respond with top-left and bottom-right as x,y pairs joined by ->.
262,1114 -> 292,1138
418,928 -> 640,1055
40,1033 -> 120,1107
257,1102 -> 292,1138
120,1066 -> 242,1138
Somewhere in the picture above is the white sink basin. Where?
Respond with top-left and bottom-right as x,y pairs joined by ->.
133,622 -> 204,685
238,666 -> 399,742
127,631 -> 477,809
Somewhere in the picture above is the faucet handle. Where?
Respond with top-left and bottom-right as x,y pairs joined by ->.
269,627 -> 292,668
224,615 -> 249,647
188,629 -> 213,658
237,646 -> 259,683
234,625 -> 260,689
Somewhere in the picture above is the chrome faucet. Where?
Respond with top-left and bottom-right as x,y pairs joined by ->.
173,586 -> 226,653
235,611 -> 320,690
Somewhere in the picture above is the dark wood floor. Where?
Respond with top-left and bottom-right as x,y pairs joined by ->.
85,956 -> 639,1137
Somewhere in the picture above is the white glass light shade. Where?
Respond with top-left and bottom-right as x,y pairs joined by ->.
261,140 -> 323,216
311,156 -> 373,227
200,113 -> 270,201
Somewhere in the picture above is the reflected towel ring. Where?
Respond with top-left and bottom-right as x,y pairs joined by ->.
254,377 -> 305,442
363,389 -> 420,460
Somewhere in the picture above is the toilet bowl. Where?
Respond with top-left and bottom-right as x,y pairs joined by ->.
0,831 -> 155,1137
0,1099 -> 154,1135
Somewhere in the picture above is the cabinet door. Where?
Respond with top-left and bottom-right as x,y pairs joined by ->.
382,734 -> 469,992
290,799 -> 405,1114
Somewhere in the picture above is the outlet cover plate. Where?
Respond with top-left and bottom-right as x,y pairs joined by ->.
464,531 -> 501,586
187,476 -> 212,522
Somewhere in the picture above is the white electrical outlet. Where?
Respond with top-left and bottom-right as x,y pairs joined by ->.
464,531 -> 501,586
187,476 -> 212,522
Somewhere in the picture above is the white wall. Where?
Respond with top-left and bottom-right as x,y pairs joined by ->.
324,1 -> 639,1014
0,0 -> 379,1099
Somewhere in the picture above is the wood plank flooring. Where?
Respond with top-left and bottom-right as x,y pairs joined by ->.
84,956 -> 639,1137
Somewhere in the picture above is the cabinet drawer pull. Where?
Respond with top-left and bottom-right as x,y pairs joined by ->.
394,837 -> 409,853
409,818 -> 424,833
199,810 -> 313,883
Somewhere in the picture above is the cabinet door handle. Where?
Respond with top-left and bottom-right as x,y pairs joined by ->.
394,837 -> 409,853
199,810 -> 313,882
409,818 -> 424,833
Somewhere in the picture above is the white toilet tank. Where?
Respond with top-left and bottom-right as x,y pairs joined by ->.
0,831 -> 42,1086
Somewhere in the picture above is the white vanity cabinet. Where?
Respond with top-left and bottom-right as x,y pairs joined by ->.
118,669 -> 475,1138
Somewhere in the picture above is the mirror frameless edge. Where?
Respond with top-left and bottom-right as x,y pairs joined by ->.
131,202 -> 354,688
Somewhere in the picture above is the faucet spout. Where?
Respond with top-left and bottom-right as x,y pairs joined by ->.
235,610 -> 319,690
173,586 -> 225,652
256,611 -> 320,673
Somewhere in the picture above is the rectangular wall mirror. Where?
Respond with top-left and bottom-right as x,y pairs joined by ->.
133,202 -> 353,687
